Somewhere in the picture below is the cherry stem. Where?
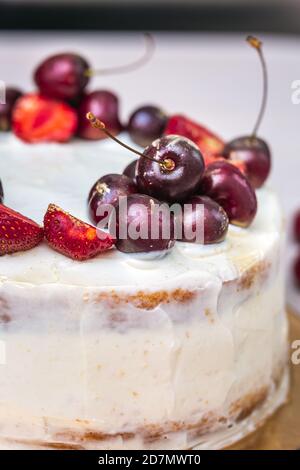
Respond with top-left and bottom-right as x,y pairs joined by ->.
85,33 -> 155,78
86,112 -> 173,171
247,35 -> 268,138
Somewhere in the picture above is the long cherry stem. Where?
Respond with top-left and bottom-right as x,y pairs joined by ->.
85,34 -> 155,78
86,112 -> 174,171
247,36 -> 268,138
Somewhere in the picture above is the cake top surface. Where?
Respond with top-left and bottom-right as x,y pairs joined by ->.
0,133 -> 281,289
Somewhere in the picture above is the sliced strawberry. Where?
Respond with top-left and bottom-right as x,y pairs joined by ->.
164,114 -> 224,159
12,93 -> 78,143
0,204 -> 44,255
44,204 -> 114,261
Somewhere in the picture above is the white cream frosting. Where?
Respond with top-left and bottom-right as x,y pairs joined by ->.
0,134 -> 288,450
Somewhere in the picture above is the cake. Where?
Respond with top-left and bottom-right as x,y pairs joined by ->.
0,132 -> 288,450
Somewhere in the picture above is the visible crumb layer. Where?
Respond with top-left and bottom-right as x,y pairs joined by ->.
95,288 -> 197,310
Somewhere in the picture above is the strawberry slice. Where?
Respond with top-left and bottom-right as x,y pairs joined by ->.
12,93 -> 78,143
44,204 -> 114,261
0,204 -> 44,255
164,114 -> 247,174
164,114 -> 225,160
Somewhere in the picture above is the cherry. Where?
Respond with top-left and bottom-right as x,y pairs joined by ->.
223,36 -> 271,189
77,91 -> 122,140
86,113 -> 205,203
123,159 -> 138,182
88,174 -> 137,224
109,193 -> 175,254
294,254 -> 300,289
34,34 -> 154,101
0,179 -> 3,203
127,105 -> 168,147
294,210 -> 300,243
178,195 -> 229,244
34,53 -> 89,101
200,160 -> 257,227
0,87 -> 22,131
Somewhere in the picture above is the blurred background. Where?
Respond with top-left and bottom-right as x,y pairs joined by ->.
0,0 -> 300,308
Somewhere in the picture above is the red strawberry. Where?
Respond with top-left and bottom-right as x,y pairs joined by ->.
44,204 -> 114,261
0,204 -> 44,255
164,114 -> 225,159
164,115 -> 247,175
12,93 -> 78,143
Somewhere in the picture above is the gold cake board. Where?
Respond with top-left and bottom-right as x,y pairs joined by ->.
228,309 -> 300,450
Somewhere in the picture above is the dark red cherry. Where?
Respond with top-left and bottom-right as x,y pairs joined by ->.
178,195 -> 229,244
294,210 -> 300,243
127,105 -> 168,147
136,135 -> 205,203
0,87 -> 22,131
200,160 -> 257,227
123,159 -> 138,182
77,91 -> 122,140
223,136 -> 271,189
0,179 -> 3,203
88,174 -> 137,224
294,254 -> 300,289
109,193 -> 175,254
34,53 -> 89,101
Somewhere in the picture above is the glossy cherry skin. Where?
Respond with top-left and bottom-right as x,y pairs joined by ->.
77,90 -> 122,140
223,136 -> 271,189
88,174 -> 137,225
127,105 -> 168,147
294,254 -> 300,289
200,160 -> 257,227
123,159 -> 138,183
0,87 -> 22,131
109,193 -> 175,254
294,210 -> 300,243
34,53 -> 89,101
0,179 -> 3,203
136,135 -> 205,203
178,195 -> 229,244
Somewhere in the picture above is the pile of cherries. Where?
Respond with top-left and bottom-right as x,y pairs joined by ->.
86,35 -> 270,255
0,35 -> 273,258
87,113 -> 257,254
